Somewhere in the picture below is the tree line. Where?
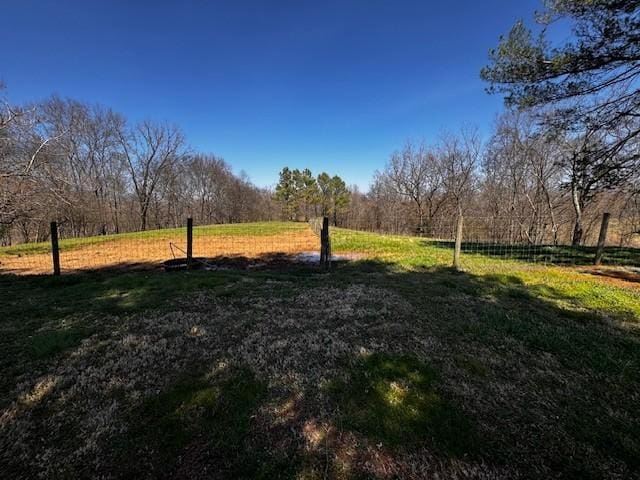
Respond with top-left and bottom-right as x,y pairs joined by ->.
477,0 -> 640,246
343,113 -> 639,247
0,90 -> 279,245
273,167 -> 350,225
344,0 -> 640,247
2,1 -> 639,248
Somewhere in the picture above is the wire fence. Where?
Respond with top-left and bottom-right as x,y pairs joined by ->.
1,214 -> 638,275
330,213 -> 640,268
0,220 -> 322,275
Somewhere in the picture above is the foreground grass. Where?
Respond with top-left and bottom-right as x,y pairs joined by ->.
330,353 -> 478,455
1,229 -> 639,478
333,228 -> 640,319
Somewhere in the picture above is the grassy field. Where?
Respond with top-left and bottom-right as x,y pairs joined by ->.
0,222 -> 308,257
0,222 -> 312,256
0,222 -> 318,274
1,225 -> 639,478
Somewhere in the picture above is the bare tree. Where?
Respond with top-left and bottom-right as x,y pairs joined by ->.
0,87 -> 65,227
383,141 -> 444,233
483,111 -> 565,244
438,128 -> 480,215
118,121 -> 186,231
1,88 -> 279,245
553,122 -> 639,245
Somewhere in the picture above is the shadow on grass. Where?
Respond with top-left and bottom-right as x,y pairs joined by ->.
580,266 -> 640,284
164,252 -> 324,272
423,239 -> 640,267
0,251 -> 324,319
0,249 -> 325,275
328,260 -> 640,477
29,326 -> 93,360
110,366 -> 294,479
1,256 -> 639,478
330,353 -> 479,456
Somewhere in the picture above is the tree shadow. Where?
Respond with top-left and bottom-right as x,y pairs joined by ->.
579,266 -> 640,284
329,353 -> 479,455
0,251 -> 332,276
164,252 -> 325,272
1,258 -> 639,478
324,260 -> 640,477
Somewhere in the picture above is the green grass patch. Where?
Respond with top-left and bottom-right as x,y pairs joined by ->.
333,229 -> 640,322
29,326 -> 91,360
330,353 -> 478,456
112,366 -> 280,477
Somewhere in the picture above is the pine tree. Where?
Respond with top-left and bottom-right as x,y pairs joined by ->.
329,175 -> 350,226
274,167 -> 297,220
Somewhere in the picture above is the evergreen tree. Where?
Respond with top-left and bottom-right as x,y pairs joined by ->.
316,172 -> 333,217
481,0 -> 640,244
274,167 -> 297,220
295,168 -> 319,221
481,0 -> 640,138
329,175 -> 350,226
275,167 -> 349,223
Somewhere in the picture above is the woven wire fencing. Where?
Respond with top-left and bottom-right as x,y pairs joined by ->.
329,214 -> 640,268
0,220 -> 322,275
445,216 -> 639,266
190,222 -> 320,268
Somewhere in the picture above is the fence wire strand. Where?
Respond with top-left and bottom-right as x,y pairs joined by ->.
330,215 -> 640,268
0,221 -> 323,274
1,216 -> 639,275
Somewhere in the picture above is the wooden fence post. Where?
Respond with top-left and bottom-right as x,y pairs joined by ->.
320,216 -> 330,270
453,214 -> 463,270
186,217 -> 193,269
319,221 -> 325,268
594,212 -> 610,266
50,221 -> 61,276
326,217 -> 331,270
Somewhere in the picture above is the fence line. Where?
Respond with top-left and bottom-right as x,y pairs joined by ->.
2,214 -> 638,275
0,220 -> 326,275
330,212 -> 640,268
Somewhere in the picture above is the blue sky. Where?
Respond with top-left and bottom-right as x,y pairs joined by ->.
2,0 -> 545,190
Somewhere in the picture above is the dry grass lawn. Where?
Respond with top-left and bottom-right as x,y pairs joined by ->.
1,225 -> 639,479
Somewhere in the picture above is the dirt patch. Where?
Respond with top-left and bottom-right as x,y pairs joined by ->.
577,266 -> 640,290
0,230 -> 320,275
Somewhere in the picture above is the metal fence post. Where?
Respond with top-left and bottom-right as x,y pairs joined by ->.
50,221 -> 61,276
594,212 -> 610,266
186,217 -> 193,269
453,214 -> 463,270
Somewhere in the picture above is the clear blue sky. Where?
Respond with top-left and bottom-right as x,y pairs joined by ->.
2,0 -> 544,190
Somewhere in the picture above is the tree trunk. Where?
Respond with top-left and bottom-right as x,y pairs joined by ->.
140,205 -> 148,231
571,183 -> 583,246
113,193 -> 120,234
413,198 -> 424,235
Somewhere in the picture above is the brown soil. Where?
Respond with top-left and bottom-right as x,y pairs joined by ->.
576,266 -> 640,290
